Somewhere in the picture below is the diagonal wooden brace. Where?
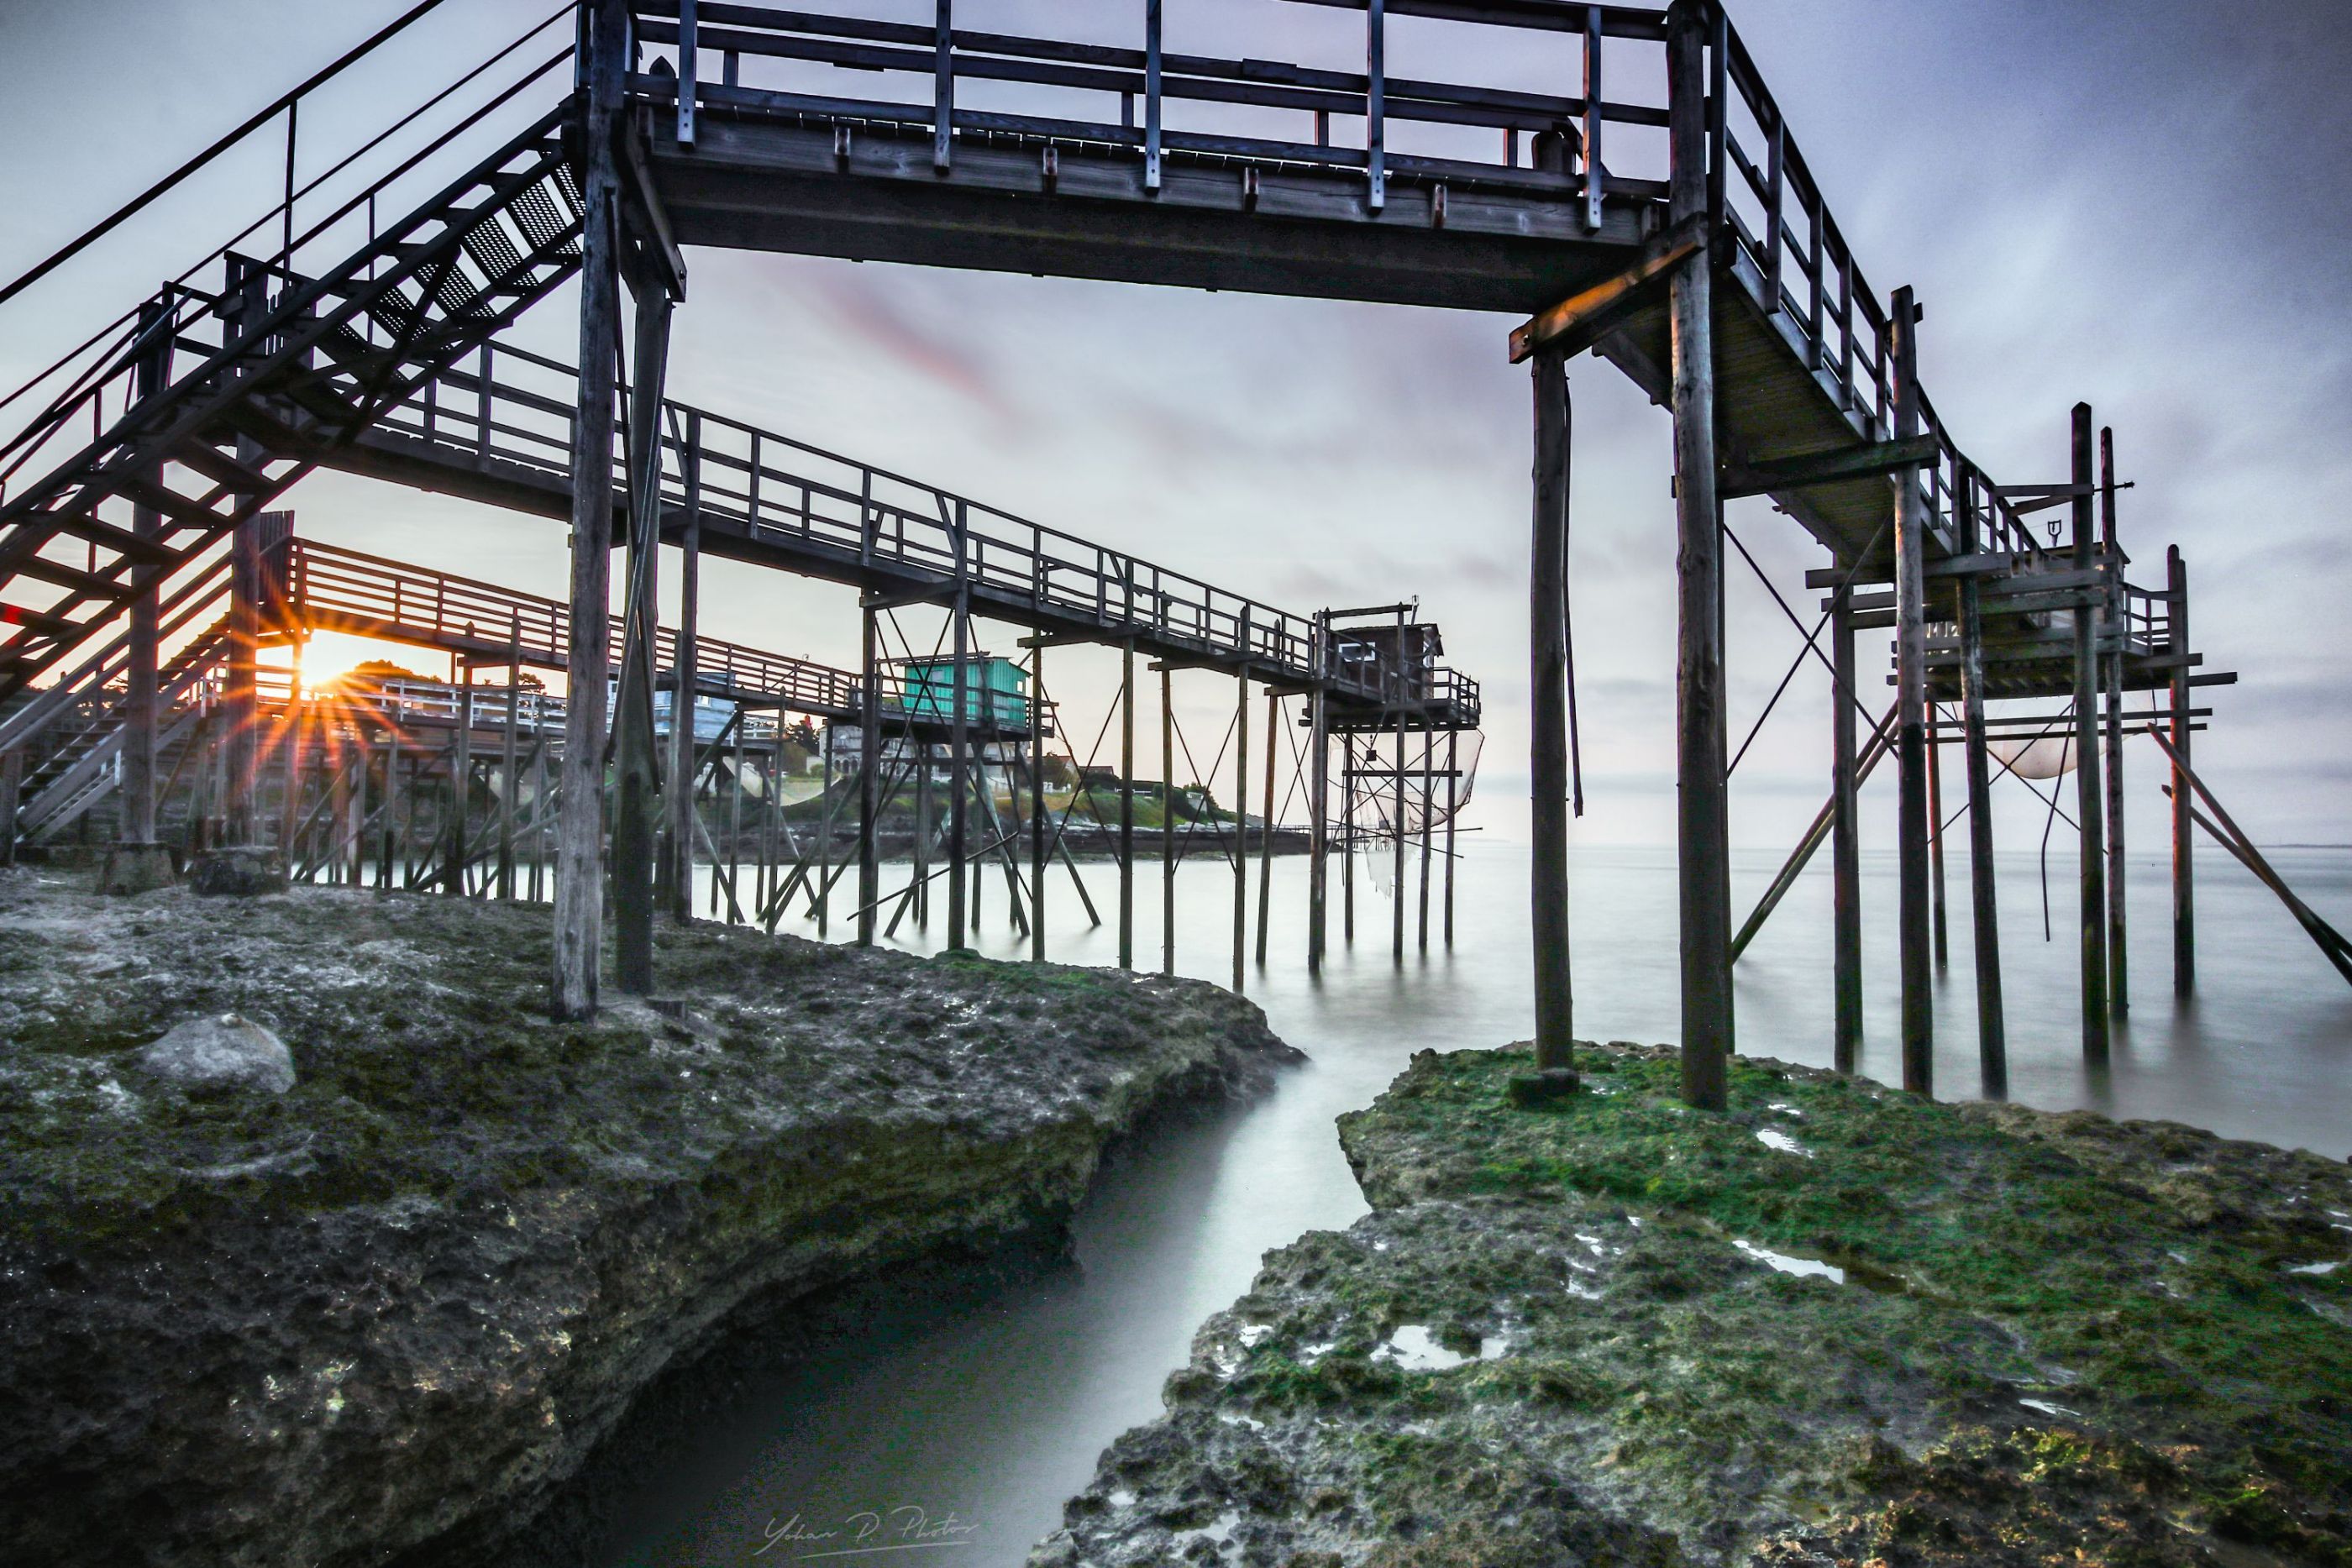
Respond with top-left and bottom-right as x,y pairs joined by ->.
1507,214 -> 1704,364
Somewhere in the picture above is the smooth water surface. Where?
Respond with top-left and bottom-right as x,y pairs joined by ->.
601,841 -> 2351,1565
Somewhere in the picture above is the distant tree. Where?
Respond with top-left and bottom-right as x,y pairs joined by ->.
333,658 -> 423,690
511,670 -> 547,693
1039,753 -> 1077,789
785,716 -> 819,752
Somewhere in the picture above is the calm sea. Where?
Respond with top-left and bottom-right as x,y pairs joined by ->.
599,840 -> 2352,1566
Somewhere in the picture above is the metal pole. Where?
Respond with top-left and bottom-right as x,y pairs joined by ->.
1667,0 -> 1727,1109
2071,402 -> 2111,1060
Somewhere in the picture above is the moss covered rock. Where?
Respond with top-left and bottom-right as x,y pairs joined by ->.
1035,1044 -> 2352,1565
0,869 -> 1299,1566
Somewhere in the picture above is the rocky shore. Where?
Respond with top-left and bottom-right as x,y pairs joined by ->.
1036,1043 -> 2352,1566
0,868 -> 1299,1567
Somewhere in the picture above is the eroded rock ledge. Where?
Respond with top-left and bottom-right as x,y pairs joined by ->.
0,871 -> 1299,1566
1035,1044 -> 2352,1566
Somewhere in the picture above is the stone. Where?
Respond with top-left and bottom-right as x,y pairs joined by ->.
188,845 -> 288,897
134,1013 -> 296,1094
97,841 -> 176,895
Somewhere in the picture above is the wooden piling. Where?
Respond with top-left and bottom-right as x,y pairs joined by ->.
1956,469 -> 2007,1094
1030,654 -> 1047,959
1667,1 -> 1728,1109
1927,700 -> 1947,969
1341,734 -> 1356,945
948,589 -> 969,950
1530,349 -> 1575,1069
1391,695 -> 1407,962
1255,689 -> 1277,967
611,287 -> 673,991
819,718 -> 837,936
1830,586 -> 1861,1073
2071,403 -> 2111,1060
121,302 -> 170,848
1417,718 -> 1433,953
552,0 -> 627,1018
444,668 -> 471,895
1889,286 -> 1933,1097
1162,662 -> 1175,977
1308,614 -> 1330,974
2100,425 -> 2127,1015
497,630 -> 521,900
858,600 -> 880,944
1442,728 -> 1458,947
1232,667 -> 1247,989
664,425 -> 703,923
1119,637 -> 1136,968
2168,546 -> 2194,994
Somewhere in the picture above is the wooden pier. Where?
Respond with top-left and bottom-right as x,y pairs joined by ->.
6,0 -> 2325,1090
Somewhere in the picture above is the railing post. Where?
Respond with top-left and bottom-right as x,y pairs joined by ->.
1575,5 -> 1604,232
1364,0 -> 1386,214
932,0 -> 953,173
1763,111 -> 1785,312
676,0 -> 698,144
1144,0 -> 1163,193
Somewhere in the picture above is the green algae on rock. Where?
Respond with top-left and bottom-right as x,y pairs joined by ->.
0,869 -> 1300,1567
1035,1044 -> 2352,1565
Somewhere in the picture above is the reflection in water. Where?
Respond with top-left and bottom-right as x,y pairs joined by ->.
603,843 -> 2352,1566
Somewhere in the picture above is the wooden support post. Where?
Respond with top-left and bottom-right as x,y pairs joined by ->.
444,668 -> 472,894
727,717 -> 746,925
2100,425 -> 2127,1015
1442,728 -> 1458,947
1119,637 -> 1136,968
858,600 -> 880,945
553,0 -> 627,1018
1890,286 -> 1934,1097
1667,0 -> 1727,1109
1308,616 -> 1330,973
531,739 -> 549,904
497,631 -> 521,900
2071,402 -> 2111,1060
1391,698 -> 1407,962
1255,690 -> 1277,968
1830,587 -> 1861,1073
380,736 -> 402,890
612,286 -> 673,992
1031,650 -> 1047,960
0,749 -> 19,868
224,508 -> 262,847
915,741 -> 932,927
1162,662 -> 1175,977
664,421 -> 702,923
1530,347 -> 1575,1072
122,301 -> 170,849
1957,471 -> 2006,1096
818,720 -> 837,936
2168,546 -> 2194,994
1927,701 -> 1947,969
1232,667 -> 1247,990
279,643 -> 303,862
1341,734 -> 1356,944
948,590 -> 969,950
1416,721 -> 1433,953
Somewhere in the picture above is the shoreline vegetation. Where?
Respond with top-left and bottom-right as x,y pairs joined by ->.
0,869 -> 1298,1566
1036,1044 -> 2351,1566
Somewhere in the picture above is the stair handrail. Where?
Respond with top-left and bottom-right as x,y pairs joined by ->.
0,552 -> 233,753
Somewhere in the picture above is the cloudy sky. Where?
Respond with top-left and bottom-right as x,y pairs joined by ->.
3,0 -> 2347,856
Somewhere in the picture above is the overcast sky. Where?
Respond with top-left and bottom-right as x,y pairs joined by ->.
3,0 -> 2347,856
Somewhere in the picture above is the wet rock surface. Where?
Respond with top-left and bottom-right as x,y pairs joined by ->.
0,868 -> 1299,1567
1037,1044 -> 2352,1566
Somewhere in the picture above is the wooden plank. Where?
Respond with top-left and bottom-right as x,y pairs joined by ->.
1719,432 -> 1937,499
